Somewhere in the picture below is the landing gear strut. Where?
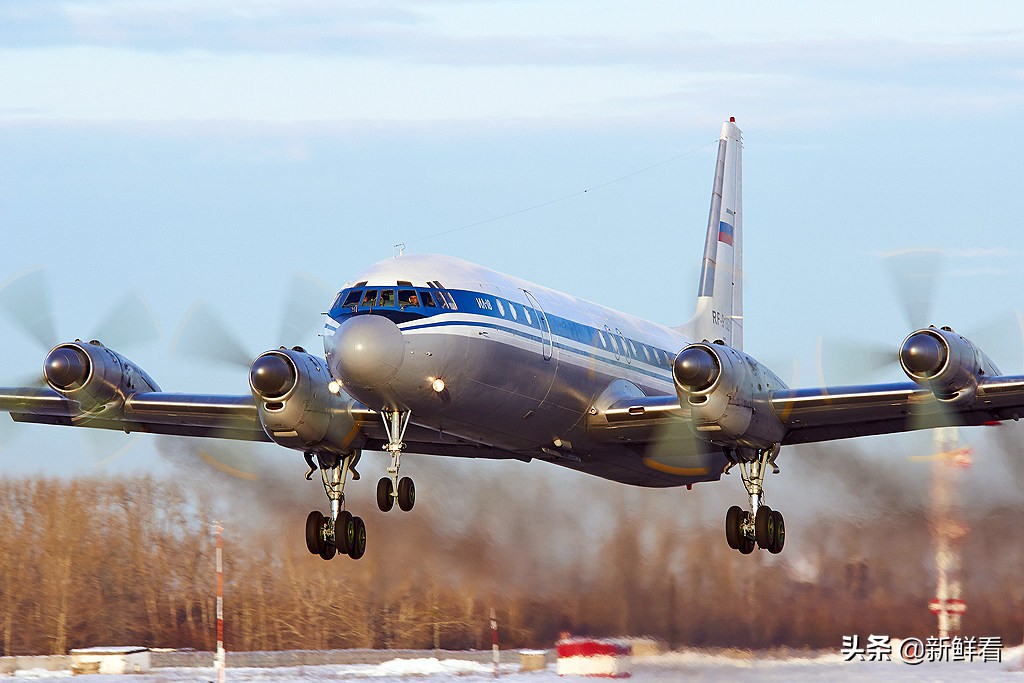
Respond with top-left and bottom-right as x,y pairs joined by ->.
303,450 -> 366,560
724,445 -> 785,554
376,409 -> 416,513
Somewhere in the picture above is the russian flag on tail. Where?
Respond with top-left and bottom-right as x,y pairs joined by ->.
718,221 -> 734,246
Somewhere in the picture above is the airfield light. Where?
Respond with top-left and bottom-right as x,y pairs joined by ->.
431,378 -> 446,393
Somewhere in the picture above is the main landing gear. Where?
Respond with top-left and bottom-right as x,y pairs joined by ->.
724,445 -> 786,555
376,409 -> 416,513
303,450 -> 367,561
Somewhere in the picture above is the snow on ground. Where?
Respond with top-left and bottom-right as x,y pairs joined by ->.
6,650 -> 1024,681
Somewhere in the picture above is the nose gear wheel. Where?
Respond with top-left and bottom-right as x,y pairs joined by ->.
378,409 -> 417,513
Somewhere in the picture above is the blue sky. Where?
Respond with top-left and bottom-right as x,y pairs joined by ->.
1,1 -> 1023,479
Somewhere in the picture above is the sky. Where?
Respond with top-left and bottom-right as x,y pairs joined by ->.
1,0 -> 1023,483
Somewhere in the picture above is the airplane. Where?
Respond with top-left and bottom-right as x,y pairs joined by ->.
2,117 -> 1022,560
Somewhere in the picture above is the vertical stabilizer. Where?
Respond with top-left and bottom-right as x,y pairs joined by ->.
679,118 -> 743,350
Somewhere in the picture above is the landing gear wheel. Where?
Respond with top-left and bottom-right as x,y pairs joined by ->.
305,510 -> 325,555
755,505 -> 776,550
348,516 -> 367,560
397,477 -> 416,512
318,538 -> 337,560
376,477 -> 395,512
725,505 -> 744,550
769,510 -> 785,554
336,511 -> 354,555
739,536 -> 755,554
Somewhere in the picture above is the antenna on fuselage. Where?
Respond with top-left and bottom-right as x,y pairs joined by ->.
394,243 -> 406,257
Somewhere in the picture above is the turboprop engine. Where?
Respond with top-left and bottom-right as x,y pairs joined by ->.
673,342 -> 787,449
249,347 -> 367,455
899,326 -> 1000,401
43,340 -> 160,412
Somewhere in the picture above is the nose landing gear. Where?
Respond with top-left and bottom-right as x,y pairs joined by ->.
303,450 -> 366,560
724,445 -> 785,555
376,409 -> 416,513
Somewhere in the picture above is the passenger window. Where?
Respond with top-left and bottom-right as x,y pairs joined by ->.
496,300 -> 505,317
524,308 -> 533,325
398,289 -> 419,308
642,345 -> 651,362
379,289 -> 396,307
419,290 -> 437,307
509,304 -> 517,321
628,340 -> 637,357
342,290 -> 361,309
598,332 -> 607,348
360,289 -> 378,309
610,336 -> 621,353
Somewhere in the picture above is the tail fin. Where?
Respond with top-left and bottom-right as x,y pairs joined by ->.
678,118 -> 743,350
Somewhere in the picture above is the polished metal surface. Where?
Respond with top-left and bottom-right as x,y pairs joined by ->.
44,345 -> 89,390
673,346 -> 719,391
328,315 -> 405,390
250,353 -> 296,399
900,331 -> 947,377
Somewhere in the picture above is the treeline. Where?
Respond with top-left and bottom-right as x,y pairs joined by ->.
0,458 -> 1022,655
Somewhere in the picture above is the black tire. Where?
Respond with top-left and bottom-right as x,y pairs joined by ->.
376,478 -> 394,512
336,511 -> 354,555
318,538 -> 337,560
755,506 -> 775,550
739,536 -> 755,554
305,510 -> 324,555
348,516 -> 367,560
769,510 -> 785,554
397,477 -> 416,512
725,506 -> 744,549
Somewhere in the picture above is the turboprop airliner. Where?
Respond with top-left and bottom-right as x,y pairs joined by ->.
3,118 -> 1023,559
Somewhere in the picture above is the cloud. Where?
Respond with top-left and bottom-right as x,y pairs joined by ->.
1,2 -> 1022,129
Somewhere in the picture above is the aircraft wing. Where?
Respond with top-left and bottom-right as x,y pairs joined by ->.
587,376 -> 1024,450
772,376 -> 1024,445
0,387 -> 272,442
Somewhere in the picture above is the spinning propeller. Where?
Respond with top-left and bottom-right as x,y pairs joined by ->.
815,249 -> 1024,439
169,273 -> 335,480
816,249 -> 1024,387
0,267 -> 162,460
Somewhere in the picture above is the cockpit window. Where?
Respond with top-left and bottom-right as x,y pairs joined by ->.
360,289 -> 378,309
342,289 -> 361,309
397,289 -> 419,308
419,290 -> 437,307
379,289 -> 396,308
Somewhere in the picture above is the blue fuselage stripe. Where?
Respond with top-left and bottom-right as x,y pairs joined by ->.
329,287 -> 681,387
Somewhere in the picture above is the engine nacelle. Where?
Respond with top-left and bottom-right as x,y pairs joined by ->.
899,326 -> 999,400
250,348 -> 367,454
44,340 -> 160,412
673,342 -> 787,449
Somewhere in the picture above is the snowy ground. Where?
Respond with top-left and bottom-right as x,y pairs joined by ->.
7,649 -> 1024,682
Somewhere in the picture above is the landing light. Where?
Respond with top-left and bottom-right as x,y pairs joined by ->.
328,380 -> 341,394
431,378 -> 446,393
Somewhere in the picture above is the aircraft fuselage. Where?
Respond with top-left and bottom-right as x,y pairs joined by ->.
324,253 -> 728,487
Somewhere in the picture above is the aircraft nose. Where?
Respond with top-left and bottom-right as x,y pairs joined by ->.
328,315 -> 405,389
